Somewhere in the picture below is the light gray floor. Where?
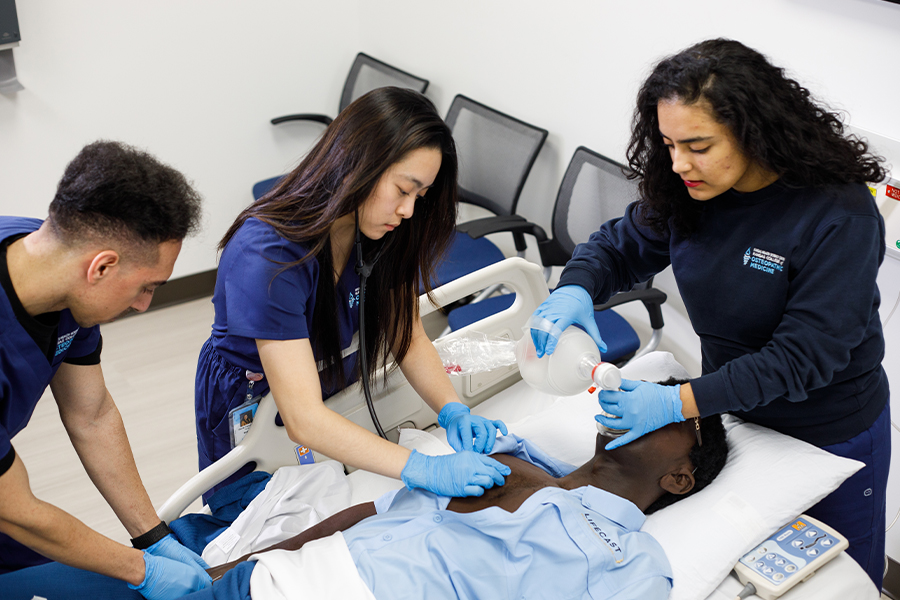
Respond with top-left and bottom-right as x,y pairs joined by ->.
13,291 -> 699,547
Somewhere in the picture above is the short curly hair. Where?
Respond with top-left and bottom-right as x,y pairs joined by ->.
627,38 -> 886,239
48,141 -> 202,248
645,377 -> 728,515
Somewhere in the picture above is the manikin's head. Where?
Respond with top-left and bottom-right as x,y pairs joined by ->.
574,378 -> 727,514
46,141 -> 202,326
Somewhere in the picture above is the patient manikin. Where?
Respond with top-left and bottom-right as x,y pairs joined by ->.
1,382 -> 727,600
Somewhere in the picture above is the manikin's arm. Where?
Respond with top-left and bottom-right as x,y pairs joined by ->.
207,502 -> 378,581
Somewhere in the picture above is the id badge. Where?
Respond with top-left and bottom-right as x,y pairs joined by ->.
229,398 -> 260,448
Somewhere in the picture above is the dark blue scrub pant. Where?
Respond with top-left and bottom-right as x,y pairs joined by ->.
806,401 -> 890,591
0,559 -> 255,600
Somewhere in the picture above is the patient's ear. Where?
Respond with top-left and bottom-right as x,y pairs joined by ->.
659,466 -> 695,496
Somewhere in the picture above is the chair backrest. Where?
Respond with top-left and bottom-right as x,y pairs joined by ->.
545,146 -> 641,266
338,53 -> 430,112
445,94 -> 548,217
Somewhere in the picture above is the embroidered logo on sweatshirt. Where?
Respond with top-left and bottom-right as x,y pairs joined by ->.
743,247 -> 785,275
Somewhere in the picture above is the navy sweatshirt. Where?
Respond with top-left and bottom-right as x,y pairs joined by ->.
558,181 -> 888,447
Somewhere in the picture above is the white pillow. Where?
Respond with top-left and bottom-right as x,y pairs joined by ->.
643,415 -> 862,600
499,356 -> 864,600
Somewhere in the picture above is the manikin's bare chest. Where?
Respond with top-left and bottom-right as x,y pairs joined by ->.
447,454 -> 562,514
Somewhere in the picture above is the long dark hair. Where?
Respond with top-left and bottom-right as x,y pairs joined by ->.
627,38 -> 886,238
221,87 -> 458,389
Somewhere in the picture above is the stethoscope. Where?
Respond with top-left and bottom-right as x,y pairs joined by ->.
354,210 -> 389,439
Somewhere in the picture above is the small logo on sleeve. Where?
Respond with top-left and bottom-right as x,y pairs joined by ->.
743,247 -> 785,275
54,329 -> 80,357
583,513 -> 624,563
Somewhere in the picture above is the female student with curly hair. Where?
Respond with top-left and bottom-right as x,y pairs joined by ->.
196,87 -> 509,505
531,39 -> 889,587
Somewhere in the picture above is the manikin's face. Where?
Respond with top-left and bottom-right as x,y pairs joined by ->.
657,98 -> 773,201
597,419 -> 697,469
357,147 -> 442,240
74,239 -> 181,326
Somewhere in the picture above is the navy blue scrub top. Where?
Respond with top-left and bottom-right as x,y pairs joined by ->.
0,217 -> 102,476
209,217 -> 361,390
195,218 -> 362,492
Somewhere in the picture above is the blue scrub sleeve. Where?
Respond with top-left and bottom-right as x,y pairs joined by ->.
67,325 -> 101,358
64,331 -> 102,365
220,223 -> 318,341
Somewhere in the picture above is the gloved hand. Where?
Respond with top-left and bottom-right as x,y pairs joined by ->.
438,402 -> 508,453
128,551 -> 212,600
401,449 -> 511,497
146,533 -> 210,575
530,286 -> 607,357
596,379 -> 684,450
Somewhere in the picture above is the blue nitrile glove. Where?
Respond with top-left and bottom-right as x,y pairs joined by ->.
530,285 -> 607,357
128,551 -> 212,600
596,378 -> 684,450
146,534 -> 210,574
438,402 -> 509,453
401,449 -> 511,497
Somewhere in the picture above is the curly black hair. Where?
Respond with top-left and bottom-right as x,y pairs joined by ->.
644,377 -> 728,515
627,38 -> 886,239
49,140 -> 202,247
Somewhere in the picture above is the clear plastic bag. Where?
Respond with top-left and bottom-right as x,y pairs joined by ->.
433,331 -> 518,376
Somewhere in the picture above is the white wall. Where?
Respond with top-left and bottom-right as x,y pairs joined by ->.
354,0 -> 900,224
3,0 -> 898,376
0,0 -> 363,278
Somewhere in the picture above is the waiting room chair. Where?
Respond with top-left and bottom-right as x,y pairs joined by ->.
446,146 -> 667,365
428,94 -> 548,302
252,53 -> 430,199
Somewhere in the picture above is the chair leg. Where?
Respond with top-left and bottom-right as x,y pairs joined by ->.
628,328 -> 663,363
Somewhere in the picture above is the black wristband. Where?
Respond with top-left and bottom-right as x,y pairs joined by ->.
130,521 -> 172,550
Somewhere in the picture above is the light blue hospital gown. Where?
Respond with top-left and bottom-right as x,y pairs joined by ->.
343,436 -> 673,599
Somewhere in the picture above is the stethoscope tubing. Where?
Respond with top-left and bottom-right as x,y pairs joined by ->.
355,211 -> 389,439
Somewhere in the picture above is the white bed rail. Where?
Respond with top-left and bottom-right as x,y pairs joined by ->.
158,258 -> 548,523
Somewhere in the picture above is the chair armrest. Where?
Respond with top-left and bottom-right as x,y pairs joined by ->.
271,113 -> 334,126
456,215 -> 548,253
594,287 -> 667,330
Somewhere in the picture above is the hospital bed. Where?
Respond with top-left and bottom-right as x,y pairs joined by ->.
159,258 -> 879,600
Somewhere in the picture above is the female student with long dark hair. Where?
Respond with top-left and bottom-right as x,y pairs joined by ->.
196,87 -> 509,501
532,39 -> 889,587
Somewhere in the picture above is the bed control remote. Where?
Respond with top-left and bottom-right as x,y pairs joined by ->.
733,514 -> 848,599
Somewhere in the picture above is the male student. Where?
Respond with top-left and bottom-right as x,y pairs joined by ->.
0,141 -> 211,599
